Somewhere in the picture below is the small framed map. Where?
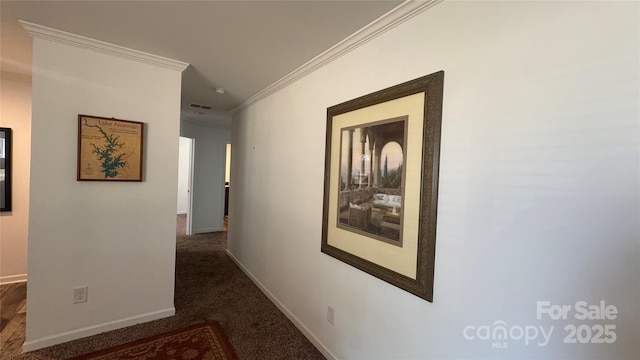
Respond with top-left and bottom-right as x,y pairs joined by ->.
77,115 -> 144,181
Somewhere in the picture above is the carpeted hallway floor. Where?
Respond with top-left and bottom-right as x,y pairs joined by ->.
2,216 -> 324,359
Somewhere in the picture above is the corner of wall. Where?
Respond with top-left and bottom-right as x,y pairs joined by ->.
0,70 -> 32,284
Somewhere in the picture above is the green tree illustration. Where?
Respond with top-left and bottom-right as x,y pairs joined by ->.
383,155 -> 388,178
382,163 -> 403,189
83,119 -> 126,178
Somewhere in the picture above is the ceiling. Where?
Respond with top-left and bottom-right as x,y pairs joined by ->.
1,0 -> 404,126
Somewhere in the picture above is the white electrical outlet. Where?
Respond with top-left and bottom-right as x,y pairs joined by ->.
73,286 -> 88,304
327,305 -> 335,325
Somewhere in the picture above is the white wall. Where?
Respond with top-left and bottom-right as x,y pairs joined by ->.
177,136 -> 192,215
0,72 -> 31,285
181,121 -> 230,233
229,2 -> 639,359
25,34 -> 184,349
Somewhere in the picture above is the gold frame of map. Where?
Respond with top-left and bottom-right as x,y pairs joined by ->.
77,114 -> 144,182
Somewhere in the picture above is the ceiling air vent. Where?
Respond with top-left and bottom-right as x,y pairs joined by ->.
189,103 -> 213,110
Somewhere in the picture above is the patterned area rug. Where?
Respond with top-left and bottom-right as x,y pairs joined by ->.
69,321 -> 238,360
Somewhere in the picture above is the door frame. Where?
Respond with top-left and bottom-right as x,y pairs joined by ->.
178,136 -> 195,236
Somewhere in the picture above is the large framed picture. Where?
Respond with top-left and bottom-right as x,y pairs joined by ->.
0,127 -> 12,212
321,71 -> 444,302
77,115 -> 144,181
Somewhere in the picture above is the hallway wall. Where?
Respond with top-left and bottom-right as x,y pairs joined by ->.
229,1 -> 640,359
25,29 -> 186,350
181,121 -> 230,233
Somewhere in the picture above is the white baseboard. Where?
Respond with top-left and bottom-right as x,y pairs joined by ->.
23,307 -> 175,352
177,211 -> 187,215
226,250 -> 337,360
0,273 -> 27,285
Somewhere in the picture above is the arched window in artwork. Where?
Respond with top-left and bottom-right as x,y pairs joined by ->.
379,141 -> 403,189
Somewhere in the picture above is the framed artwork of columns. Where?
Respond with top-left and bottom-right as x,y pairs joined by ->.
321,71 -> 444,302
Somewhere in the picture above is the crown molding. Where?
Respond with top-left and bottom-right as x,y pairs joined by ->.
19,20 -> 189,72
231,0 -> 442,114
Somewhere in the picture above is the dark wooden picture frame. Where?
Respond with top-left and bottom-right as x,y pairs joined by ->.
0,127 -> 12,212
321,71 -> 444,302
77,115 -> 144,181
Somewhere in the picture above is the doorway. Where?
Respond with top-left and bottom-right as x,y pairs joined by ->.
177,136 -> 194,235
223,142 -> 231,231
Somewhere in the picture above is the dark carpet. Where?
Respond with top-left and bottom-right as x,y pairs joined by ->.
4,216 -> 324,360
